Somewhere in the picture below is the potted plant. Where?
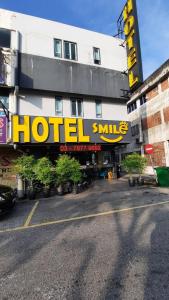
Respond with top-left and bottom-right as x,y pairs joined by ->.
70,158 -> 82,194
13,155 -> 36,199
135,154 -> 147,185
122,153 -> 147,187
55,155 -> 73,195
34,157 -> 54,198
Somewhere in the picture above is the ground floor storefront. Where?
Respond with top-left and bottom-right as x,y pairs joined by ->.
0,115 -> 131,187
0,142 -> 128,188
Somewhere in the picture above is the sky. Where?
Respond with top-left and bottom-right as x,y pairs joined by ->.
0,0 -> 169,80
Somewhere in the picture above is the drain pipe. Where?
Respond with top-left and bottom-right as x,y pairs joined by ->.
12,31 -> 25,199
13,87 -> 25,199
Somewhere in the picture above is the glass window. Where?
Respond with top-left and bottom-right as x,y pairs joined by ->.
93,47 -> 101,65
54,39 -> 62,58
77,100 -> 82,117
71,99 -> 83,117
140,95 -> 147,106
95,100 -> 102,118
0,96 -> 9,109
0,29 -> 11,48
71,100 -> 77,116
64,41 -> 77,61
55,97 -> 62,116
131,124 -> 139,136
71,43 -> 76,60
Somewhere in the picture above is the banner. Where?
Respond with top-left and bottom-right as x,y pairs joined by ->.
0,116 -> 7,144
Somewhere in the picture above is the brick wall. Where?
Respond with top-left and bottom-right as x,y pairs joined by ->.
161,78 -> 169,92
145,142 -> 166,166
146,86 -> 158,101
163,106 -> 169,123
142,111 -> 162,130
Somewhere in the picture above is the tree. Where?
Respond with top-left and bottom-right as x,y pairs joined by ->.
55,155 -> 82,194
34,157 -> 54,190
70,158 -> 82,192
55,155 -> 73,186
13,155 -> 36,187
122,153 -> 147,186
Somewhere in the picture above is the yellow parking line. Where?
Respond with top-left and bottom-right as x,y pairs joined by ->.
23,201 -> 39,227
0,199 -> 169,234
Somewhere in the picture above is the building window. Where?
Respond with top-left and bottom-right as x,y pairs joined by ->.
93,47 -> 101,65
140,95 -> 147,106
95,100 -> 102,118
0,96 -> 9,110
71,98 -> 83,117
54,39 -> 62,58
131,124 -> 139,136
127,101 -> 137,114
64,41 -> 77,60
0,29 -> 11,48
55,97 -> 63,116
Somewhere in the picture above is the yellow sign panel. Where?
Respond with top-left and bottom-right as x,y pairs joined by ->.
122,0 -> 143,90
12,115 -> 129,144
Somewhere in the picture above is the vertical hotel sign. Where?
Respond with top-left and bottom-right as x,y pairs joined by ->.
123,0 -> 143,91
0,116 -> 7,144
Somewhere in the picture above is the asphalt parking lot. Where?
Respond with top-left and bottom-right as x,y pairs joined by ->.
1,179 -> 169,299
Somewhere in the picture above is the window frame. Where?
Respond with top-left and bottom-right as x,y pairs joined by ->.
140,95 -> 147,106
93,47 -> 101,65
0,96 -> 9,110
127,101 -> 137,114
64,41 -> 77,61
0,29 -> 11,48
54,39 -> 62,58
95,99 -> 102,118
55,96 -> 63,116
70,98 -> 83,117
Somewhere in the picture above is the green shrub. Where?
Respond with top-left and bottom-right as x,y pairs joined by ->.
55,155 -> 82,186
70,158 -> 82,185
34,157 -> 54,188
13,155 -> 36,186
122,153 -> 147,176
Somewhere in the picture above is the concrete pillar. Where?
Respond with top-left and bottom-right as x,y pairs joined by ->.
17,175 -> 24,199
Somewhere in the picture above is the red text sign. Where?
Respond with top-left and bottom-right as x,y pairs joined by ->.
60,145 -> 102,152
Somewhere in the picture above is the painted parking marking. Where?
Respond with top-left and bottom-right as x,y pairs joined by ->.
23,201 -> 39,227
0,199 -> 169,234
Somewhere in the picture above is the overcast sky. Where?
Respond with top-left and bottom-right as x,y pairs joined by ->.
1,0 -> 169,79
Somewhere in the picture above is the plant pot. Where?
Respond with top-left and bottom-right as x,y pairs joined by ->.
43,187 -> 50,198
50,186 -> 57,197
136,177 -> 144,186
128,177 -> 136,187
27,189 -> 36,200
57,184 -> 64,195
73,184 -> 78,194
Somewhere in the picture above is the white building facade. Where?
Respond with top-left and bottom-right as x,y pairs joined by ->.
0,9 -> 131,185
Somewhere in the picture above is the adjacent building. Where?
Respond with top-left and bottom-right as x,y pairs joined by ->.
0,9 -> 131,186
122,60 -> 169,172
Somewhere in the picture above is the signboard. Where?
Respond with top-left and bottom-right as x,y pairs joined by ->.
60,145 -> 102,152
12,115 -> 131,144
0,116 -> 7,144
122,0 -> 143,91
144,144 -> 153,155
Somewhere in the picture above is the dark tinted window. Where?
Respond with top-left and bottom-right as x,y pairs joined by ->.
0,29 -> 11,48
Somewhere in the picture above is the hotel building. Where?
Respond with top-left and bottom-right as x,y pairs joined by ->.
0,9 -> 131,185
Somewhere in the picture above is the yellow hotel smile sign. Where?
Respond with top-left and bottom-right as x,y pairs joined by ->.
12,115 -> 130,144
